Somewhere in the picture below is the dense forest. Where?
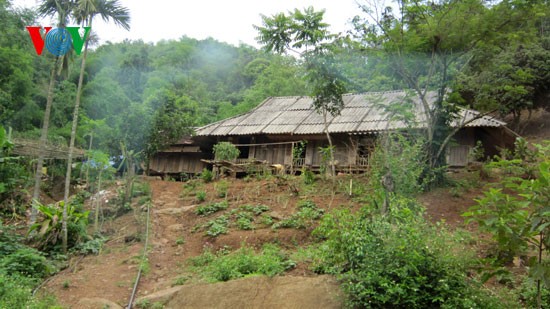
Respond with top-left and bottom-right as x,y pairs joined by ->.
1,0 -> 548,158
0,0 -> 549,307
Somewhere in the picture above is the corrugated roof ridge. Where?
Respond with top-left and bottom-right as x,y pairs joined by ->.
196,97 -> 276,134
259,98 -> 298,133
455,106 -> 506,126
342,89 -> 417,97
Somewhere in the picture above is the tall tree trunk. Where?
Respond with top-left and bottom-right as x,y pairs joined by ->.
31,57 -> 59,225
323,110 -> 335,176
94,169 -> 103,234
62,26 -> 90,253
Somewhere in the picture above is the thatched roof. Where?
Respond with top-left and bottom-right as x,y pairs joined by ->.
197,91 -> 505,137
12,138 -> 85,160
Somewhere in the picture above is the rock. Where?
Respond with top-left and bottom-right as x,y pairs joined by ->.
156,206 -> 196,215
77,297 -> 123,309
135,285 -> 184,305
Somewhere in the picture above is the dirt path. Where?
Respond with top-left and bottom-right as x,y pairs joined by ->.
43,178 -> 346,308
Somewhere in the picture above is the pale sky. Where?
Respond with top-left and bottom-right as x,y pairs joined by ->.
13,0 -> 363,47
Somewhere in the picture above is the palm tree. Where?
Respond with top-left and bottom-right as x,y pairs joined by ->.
61,0 -> 130,252
31,0 -> 75,225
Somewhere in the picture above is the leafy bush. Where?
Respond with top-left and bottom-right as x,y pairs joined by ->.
196,190 -> 206,203
215,180 -> 228,198
200,168 -> 213,183
273,200 -> 324,229
74,236 -> 107,255
191,244 -> 295,282
205,215 -> 229,237
0,273 -> 59,309
213,142 -> 240,161
0,222 -> 54,280
195,200 -> 228,216
28,201 -> 89,252
0,247 -> 53,279
235,212 -> 254,230
464,144 -> 549,307
369,133 -> 432,196
0,221 -> 25,256
313,197 -> 503,308
301,167 -> 315,185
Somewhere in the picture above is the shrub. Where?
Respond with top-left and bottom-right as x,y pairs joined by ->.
195,200 -> 228,216
196,190 -> 206,203
74,236 -> 107,255
272,200 -> 324,229
191,244 -> 295,282
0,247 -> 53,279
213,142 -> 240,161
28,201 -> 89,252
205,215 -> 229,237
0,273 -> 59,309
215,180 -> 228,198
235,212 -> 254,230
301,167 -> 315,185
313,197 -> 503,308
200,168 -> 213,183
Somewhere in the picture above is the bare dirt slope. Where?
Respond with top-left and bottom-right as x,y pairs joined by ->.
164,275 -> 342,309
43,178 -> 347,308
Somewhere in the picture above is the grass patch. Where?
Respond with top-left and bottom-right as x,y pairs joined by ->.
195,201 -> 229,216
189,244 -> 295,282
272,200 -> 324,229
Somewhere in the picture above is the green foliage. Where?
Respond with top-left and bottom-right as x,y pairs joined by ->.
200,168 -> 213,183
0,247 -> 53,279
172,276 -> 188,286
235,211 -> 254,230
0,273 -> 60,309
272,200 -> 324,229
213,142 -> 240,161
464,143 -> 549,306
195,200 -> 228,216
28,201 -> 89,252
190,244 -> 295,282
0,126 -> 30,211
195,190 -> 206,203
313,197 -> 504,308
205,215 -> 229,237
215,180 -> 229,198
74,236 -> 107,255
301,167 -> 315,185
1,223 -> 55,275
369,133 -> 431,196
464,188 -> 531,261
318,145 -> 334,176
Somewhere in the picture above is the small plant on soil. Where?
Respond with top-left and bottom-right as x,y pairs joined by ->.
74,236 -> 107,255
200,168 -> 214,183
260,214 -> 274,226
172,276 -> 189,286
175,237 -> 185,245
235,212 -> 254,230
215,180 -> 229,198
189,244 -> 295,282
205,215 -> 229,237
272,200 -> 324,229
196,190 -> 206,203
195,200 -> 228,216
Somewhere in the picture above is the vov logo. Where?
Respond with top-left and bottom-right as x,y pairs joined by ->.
26,26 -> 91,56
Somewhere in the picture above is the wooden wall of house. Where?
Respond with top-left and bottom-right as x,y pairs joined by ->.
149,153 -> 206,174
447,128 -> 476,167
249,144 -> 292,164
246,134 -> 367,167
